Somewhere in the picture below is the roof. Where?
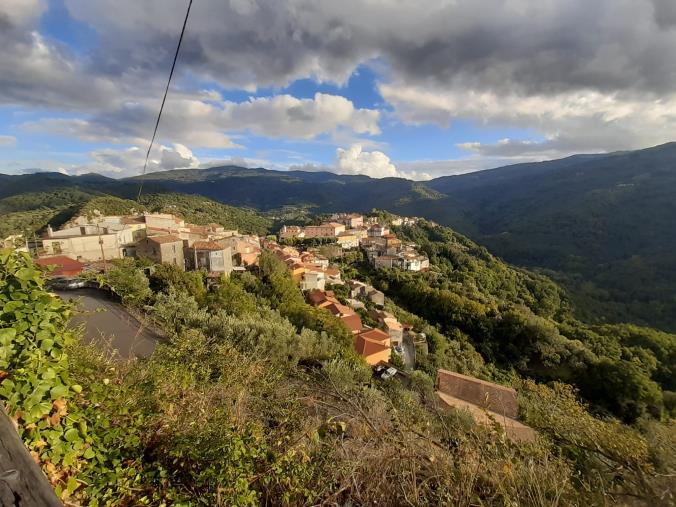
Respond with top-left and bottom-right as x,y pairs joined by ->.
35,255 -> 84,268
340,313 -> 363,333
307,289 -> 336,306
383,317 -> 403,332
323,302 -> 353,317
354,334 -> 391,357
358,328 -> 390,343
121,216 -> 145,225
324,267 -> 341,277
147,234 -> 182,244
324,222 -> 345,228
192,241 -> 225,251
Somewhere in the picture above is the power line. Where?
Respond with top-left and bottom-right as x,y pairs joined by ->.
137,0 -> 193,202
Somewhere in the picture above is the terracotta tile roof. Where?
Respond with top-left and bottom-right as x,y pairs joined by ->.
147,234 -> 182,244
323,302 -> 352,317
383,317 -> 403,332
307,289 -> 328,305
192,241 -> 224,250
354,334 -> 391,356
324,267 -> 341,277
358,328 -> 390,344
35,256 -> 85,277
341,313 -> 363,333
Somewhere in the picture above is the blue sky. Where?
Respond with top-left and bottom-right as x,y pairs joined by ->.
1,0 -> 674,179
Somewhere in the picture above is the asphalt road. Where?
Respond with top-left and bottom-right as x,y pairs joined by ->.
402,334 -> 416,369
55,288 -> 161,359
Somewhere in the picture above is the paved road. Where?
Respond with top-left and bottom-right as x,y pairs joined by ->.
55,289 -> 162,359
402,335 -> 416,369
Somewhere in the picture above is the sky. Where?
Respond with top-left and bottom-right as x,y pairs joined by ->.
1,0 -> 676,180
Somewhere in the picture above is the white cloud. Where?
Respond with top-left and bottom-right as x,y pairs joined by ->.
336,144 -> 399,178
381,83 -> 676,158
75,143 -> 200,177
23,92 -> 380,149
295,144 -> 433,180
0,135 -> 17,146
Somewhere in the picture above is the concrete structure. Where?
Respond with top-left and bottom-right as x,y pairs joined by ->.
42,222 -> 143,262
435,370 -> 536,442
137,235 -> 185,268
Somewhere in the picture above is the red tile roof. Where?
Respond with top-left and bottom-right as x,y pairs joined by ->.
35,256 -> 85,277
358,328 -> 390,344
340,314 -> 363,334
354,334 -> 391,356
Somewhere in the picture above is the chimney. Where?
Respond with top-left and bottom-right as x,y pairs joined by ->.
47,224 -> 54,238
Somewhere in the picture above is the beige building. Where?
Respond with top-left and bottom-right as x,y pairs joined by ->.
304,222 -> 346,238
336,232 -> 359,249
42,223 -> 144,261
137,235 -> 185,269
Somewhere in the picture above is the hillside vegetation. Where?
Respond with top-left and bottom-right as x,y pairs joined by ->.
345,221 -> 675,423
2,248 -> 674,505
0,191 -> 272,237
4,143 -> 675,331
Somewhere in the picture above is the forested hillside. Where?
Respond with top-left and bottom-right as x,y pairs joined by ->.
2,245 -> 674,505
0,191 -> 272,237
346,221 -> 675,423
2,141 -> 676,331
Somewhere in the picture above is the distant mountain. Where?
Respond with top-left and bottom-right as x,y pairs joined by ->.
2,142 -> 676,330
128,166 -> 444,212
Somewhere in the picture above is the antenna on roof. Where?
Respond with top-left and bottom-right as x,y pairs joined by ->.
137,0 -> 193,203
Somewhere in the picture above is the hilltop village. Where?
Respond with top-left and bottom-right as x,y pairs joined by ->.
5,211 -> 430,366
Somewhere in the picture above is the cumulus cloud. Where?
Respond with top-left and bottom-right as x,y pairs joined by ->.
381,83 -> 676,158
23,92 -> 380,148
3,0 -> 676,175
75,143 -> 200,177
295,145 -> 432,180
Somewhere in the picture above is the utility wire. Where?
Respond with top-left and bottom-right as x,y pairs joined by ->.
137,0 -> 193,202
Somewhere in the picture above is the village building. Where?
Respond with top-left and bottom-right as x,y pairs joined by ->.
367,224 -> 389,238
355,328 -> 391,365
304,222 -> 346,238
42,222 -> 144,262
331,213 -> 364,228
137,235 -> 185,268
336,231 -> 359,249
219,236 -> 261,266
279,225 -> 305,240
374,255 -> 403,270
186,241 -> 233,275
300,267 -> 326,291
